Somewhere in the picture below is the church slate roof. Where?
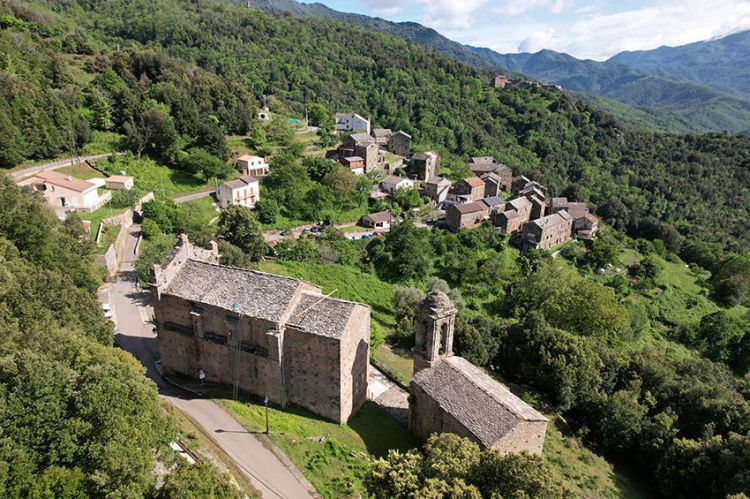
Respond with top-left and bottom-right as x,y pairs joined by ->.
288,292 -> 360,339
163,259 -> 310,322
412,356 -> 547,448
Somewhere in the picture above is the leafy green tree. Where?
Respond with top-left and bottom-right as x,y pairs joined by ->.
307,103 -> 332,127
217,240 -> 253,268
475,451 -> 568,499
124,105 -> 178,160
253,198 -> 280,224
157,462 -> 241,499
179,148 -> 233,179
366,449 -> 423,499
303,157 -> 337,182
192,120 -> 229,160
217,205 -> 267,261
368,221 -> 433,282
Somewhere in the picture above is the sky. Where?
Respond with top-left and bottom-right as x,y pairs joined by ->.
306,0 -> 750,60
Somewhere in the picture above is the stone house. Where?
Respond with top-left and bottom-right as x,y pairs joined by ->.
521,210 -> 573,251
18,171 -> 112,213
380,176 -> 415,194
481,172 -> 504,197
237,155 -> 270,177
529,196 -> 546,220
216,175 -> 259,209
511,175 -> 532,194
409,152 -> 440,181
409,291 -> 548,453
448,177 -> 486,204
371,128 -> 392,145
494,75 -> 510,88
388,130 -> 412,157
575,213 -> 599,239
470,160 -> 512,192
105,175 -> 134,190
424,176 -> 452,204
362,211 -> 393,229
506,196 -> 532,222
152,235 -> 370,423
495,209 -> 522,234
335,112 -> 370,133
342,134 -> 379,173
445,200 -> 489,232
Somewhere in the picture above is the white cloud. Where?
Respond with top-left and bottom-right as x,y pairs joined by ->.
537,0 -> 750,60
518,29 -> 555,52
417,0 -> 489,29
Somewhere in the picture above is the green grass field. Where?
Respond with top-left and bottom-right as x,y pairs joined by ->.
181,195 -> 220,226
218,398 -> 417,498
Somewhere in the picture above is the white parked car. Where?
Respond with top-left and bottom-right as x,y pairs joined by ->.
102,303 -> 114,319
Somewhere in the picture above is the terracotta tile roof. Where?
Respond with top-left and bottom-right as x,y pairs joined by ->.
464,176 -> 485,188
34,171 -> 97,193
412,356 -> 547,448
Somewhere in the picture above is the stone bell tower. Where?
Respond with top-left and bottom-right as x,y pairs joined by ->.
413,290 -> 457,374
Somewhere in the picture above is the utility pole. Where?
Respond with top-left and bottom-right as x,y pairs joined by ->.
264,397 -> 270,434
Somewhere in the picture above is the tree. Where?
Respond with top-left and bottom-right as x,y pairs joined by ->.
696,312 -> 748,365
192,120 -> 229,160
306,103 -> 332,127
157,462 -> 241,499
303,157 -> 337,182
141,218 -> 161,240
217,205 -> 267,261
254,198 -> 280,224
124,105 -> 178,160
366,449 -> 423,499
179,148 -> 233,180
475,451 -> 568,499
368,221 -> 433,282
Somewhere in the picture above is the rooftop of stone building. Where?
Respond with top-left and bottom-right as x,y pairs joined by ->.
418,290 -> 456,317
531,210 -> 571,229
162,259 -> 317,322
412,356 -> 547,448
288,291 -> 362,339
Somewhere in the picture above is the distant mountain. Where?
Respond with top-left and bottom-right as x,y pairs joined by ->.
238,0 -> 750,134
609,30 -> 750,101
471,48 -> 750,133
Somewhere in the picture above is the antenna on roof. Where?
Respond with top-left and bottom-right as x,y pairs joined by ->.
294,289 -> 338,326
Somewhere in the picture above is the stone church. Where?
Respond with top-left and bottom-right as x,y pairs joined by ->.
151,235 -> 370,423
409,291 -> 548,453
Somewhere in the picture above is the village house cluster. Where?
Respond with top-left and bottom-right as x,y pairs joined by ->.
494,75 -> 562,92
363,151 -> 598,251
335,113 -> 412,175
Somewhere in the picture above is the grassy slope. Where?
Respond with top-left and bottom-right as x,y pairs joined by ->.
218,398 -> 417,498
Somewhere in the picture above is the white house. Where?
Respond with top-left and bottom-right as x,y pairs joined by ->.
18,171 -> 111,213
335,112 -> 370,134
237,155 -> 269,177
362,211 -> 393,229
380,176 -> 415,194
216,175 -> 260,209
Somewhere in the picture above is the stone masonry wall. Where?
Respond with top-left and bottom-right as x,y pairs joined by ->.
490,420 -> 547,455
283,328 -> 342,422
338,304 -> 370,422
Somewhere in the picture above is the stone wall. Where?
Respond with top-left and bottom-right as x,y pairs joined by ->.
338,304 -> 370,422
284,328 -> 342,421
490,420 -> 547,455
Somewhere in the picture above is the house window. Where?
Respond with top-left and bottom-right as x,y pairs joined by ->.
163,321 -> 194,336
203,331 -> 228,345
240,341 -> 269,357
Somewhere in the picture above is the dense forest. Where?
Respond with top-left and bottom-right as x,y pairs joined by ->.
1,0 -> 750,252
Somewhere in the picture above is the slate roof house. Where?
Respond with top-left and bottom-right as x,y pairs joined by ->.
152,235 -> 371,423
521,210 -> 573,251
409,291 -> 548,453
380,176 -> 415,194
388,130 -> 412,157
409,152 -> 440,181
371,128 -> 392,145
335,112 -> 370,133
445,200 -> 489,232
424,176 -> 452,204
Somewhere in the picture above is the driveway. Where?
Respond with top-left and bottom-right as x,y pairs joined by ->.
103,224 -> 316,499
10,153 -> 117,179
172,188 -> 216,204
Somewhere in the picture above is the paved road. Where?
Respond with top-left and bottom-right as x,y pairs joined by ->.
172,188 -> 216,204
10,153 -> 116,179
104,224 -> 316,499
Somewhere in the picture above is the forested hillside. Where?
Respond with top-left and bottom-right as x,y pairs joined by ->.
2,0 -> 750,253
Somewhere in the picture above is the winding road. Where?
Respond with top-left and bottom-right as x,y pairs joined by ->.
102,224 -> 316,499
